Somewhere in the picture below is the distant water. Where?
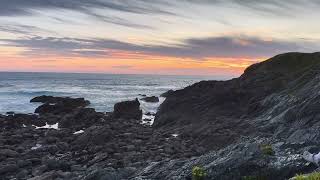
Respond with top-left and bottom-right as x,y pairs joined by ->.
0,72 -> 215,114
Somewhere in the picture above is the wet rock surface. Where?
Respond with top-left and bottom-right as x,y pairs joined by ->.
1,52 -> 320,179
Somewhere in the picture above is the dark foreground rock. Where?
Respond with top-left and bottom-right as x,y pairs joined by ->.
133,138 -> 319,180
0,96 -> 203,180
113,98 -> 142,120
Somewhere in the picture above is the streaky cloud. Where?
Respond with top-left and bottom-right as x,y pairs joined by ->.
1,35 -> 316,59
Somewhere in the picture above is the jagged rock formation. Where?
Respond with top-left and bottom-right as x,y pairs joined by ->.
139,52 -> 320,179
155,52 -> 320,149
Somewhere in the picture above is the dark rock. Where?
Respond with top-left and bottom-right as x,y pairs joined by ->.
17,159 -> 32,168
155,52 -> 320,150
32,96 -> 90,114
12,113 -> 39,126
0,149 -> 18,157
161,90 -> 174,97
32,165 -> 48,177
74,126 -> 111,146
59,108 -> 103,129
30,170 -> 59,180
43,158 -> 71,171
71,165 -> 84,171
0,163 -> 18,175
113,99 -> 142,120
6,111 -> 14,115
141,96 -> 159,103
31,95 -> 89,106
16,169 -> 29,179
134,138 -> 315,180
83,168 -> 132,180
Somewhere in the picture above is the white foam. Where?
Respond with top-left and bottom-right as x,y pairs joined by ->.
139,97 -> 166,114
73,130 -> 84,134
172,134 -> 179,138
22,124 -> 27,128
35,122 -> 59,130
142,114 -> 155,125
31,144 -> 42,150
139,97 -> 165,126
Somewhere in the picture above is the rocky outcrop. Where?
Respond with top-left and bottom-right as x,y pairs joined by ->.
155,52 -> 320,149
31,95 -> 90,106
133,137 -> 319,180
141,96 -> 160,103
113,98 -> 142,120
140,52 -> 320,179
161,90 -> 174,97
32,95 -> 90,114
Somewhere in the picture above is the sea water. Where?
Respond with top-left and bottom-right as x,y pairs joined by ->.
0,72 -> 216,114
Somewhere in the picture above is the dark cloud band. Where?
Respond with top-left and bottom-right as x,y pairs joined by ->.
1,35 -> 315,59
0,0 -> 174,16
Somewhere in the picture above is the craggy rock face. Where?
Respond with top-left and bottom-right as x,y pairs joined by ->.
133,138 -> 319,180
155,52 -> 320,150
113,98 -> 142,120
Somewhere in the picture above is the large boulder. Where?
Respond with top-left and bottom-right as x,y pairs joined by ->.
32,96 -> 90,114
113,99 -> 142,120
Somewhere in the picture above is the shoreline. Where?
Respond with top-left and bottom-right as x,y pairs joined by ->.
0,95 -> 205,179
1,52 -> 320,180
1,94 -> 166,126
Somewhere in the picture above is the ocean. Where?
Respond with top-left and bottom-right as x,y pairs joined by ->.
0,72 -> 215,114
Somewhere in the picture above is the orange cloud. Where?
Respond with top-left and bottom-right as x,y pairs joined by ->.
0,47 -> 263,76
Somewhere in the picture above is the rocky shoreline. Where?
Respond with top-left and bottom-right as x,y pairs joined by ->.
2,52 -> 320,180
0,95 -> 206,180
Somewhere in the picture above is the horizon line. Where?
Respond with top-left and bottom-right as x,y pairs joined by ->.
0,70 -> 234,79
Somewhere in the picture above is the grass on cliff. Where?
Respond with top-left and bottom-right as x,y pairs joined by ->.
260,144 -> 274,156
192,166 -> 207,180
294,172 -> 320,180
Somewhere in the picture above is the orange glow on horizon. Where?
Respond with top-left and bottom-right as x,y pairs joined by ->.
0,48 -> 264,76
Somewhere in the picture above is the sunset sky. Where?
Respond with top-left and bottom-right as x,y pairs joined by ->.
0,0 -> 319,77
